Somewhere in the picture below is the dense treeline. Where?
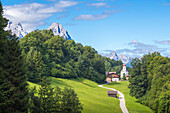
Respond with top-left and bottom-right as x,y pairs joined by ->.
104,57 -> 123,74
129,52 -> 170,113
20,30 -> 106,83
0,2 -> 83,113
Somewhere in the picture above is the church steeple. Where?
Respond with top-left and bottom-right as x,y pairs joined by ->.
123,64 -> 126,71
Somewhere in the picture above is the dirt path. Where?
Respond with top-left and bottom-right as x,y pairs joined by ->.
98,84 -> 129,113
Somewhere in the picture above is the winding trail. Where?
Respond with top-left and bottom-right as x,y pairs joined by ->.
98,84 -> 129,113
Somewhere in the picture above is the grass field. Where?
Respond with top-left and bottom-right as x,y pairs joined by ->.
28,77 -> 122,113
104,81 -> 153,113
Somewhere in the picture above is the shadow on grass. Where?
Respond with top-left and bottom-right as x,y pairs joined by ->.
70,77 -> 97,88
82,82 -> 96,88
107,82 -> 121,85
50,77 -> 72,88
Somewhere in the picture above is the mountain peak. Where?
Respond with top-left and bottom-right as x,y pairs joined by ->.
107,51 -> 119,60
5,21 -> 71,40
48,23 -> 71,40
106,51 -> 132,67
5,21 -> 28,38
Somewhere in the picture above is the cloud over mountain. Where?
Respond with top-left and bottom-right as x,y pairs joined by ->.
116,40 -> 167,55
154,40 -> 170,45
4,1 -> 78,32
102,40 -> 169,58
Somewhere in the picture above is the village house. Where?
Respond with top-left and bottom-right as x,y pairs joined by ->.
105,72 -> 120,83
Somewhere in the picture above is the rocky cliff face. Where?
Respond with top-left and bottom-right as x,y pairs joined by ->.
5,21 -> 71,40
48,23 -> 71,40
106,51 -> 132,67
4,21 -> 28,38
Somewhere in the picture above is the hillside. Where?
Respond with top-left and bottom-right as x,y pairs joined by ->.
28,77 -> 122,113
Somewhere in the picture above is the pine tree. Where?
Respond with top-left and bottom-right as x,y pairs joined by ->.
38,76 -> 61,113
123,73 -> 126,80
26,47 -> 43,83
61,87 -> 83,113
0,2 -> 13,112
2,34 -> 29,112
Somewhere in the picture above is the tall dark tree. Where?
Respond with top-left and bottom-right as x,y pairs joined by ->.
2,34 -> 29,112
123,73 -> 126,80
26,47 -> 43,83
0,2 -> 28,112
61,87 -> 83,113
0,2 -> 13,112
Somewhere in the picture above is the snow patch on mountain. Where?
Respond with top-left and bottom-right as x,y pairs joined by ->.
48,23 -> 71,40
106,51 -> 132,67
4,21 -> 28,38
5,21 -> 72,40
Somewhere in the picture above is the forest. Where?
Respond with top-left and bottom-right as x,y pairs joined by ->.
129,52 -> 170,113
20,29 -> 122,84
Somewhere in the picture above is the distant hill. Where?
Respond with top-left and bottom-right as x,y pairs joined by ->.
5,21 -> 71,39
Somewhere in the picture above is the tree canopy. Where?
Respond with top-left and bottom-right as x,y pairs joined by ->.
20,30 -> 121,83
129,52 -> 170,113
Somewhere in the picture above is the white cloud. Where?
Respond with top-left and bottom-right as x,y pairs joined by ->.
115,40 -> 167,56
88,2 -> 107,7
155,40 -> 170,45
74,14 -> 108,21
74,10 -> 120,21
3,1 -> 78,32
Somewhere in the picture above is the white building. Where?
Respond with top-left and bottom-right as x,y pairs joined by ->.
105,72 -> 120,83
121,64 -> 129,78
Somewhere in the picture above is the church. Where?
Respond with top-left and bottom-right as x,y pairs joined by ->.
120,64 -> 129,79
105,64 -> 130,83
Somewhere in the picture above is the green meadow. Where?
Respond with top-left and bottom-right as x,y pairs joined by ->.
104,81 -> 153,113
28,77 -> 122,113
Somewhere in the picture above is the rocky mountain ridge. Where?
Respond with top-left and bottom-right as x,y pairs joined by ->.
106,51 -> 132,67
48,23 -> 71,40
4,21 -> 71,40
4,21 -> 28,38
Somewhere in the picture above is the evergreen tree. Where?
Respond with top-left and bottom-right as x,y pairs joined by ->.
123,73 -> 126,80
61,87 -> 83,113
128,58 -> 142,98
28,87 -> 41,113
38,77 -> 61,113
2,34 -> 29,112
0,2 -> 12,112
26,47 -> 43,83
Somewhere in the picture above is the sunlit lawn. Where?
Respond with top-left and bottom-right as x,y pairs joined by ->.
28,77 -> 122,113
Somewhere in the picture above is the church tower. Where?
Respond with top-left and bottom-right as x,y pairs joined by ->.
121,64 -> 128,78
123,64 -> 126,71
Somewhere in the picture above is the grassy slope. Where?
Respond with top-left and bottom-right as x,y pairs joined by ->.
104,81 -> 153,113
28,77 -> 122,113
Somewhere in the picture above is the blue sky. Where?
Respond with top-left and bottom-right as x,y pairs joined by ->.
1,0 -> 170,58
